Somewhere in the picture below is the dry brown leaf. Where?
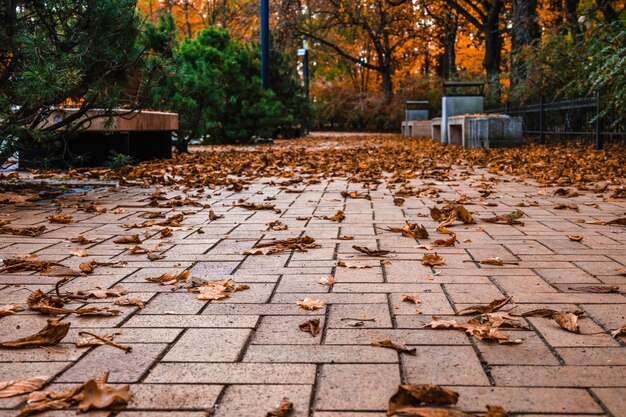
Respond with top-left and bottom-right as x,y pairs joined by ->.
568,285 -> 619,293
189,278 -> 249,301
353,245 -> 392,257
160,227 -> 173,238
75,331 -> 122,347
0,225 -> 47,237
145,270 -> 190,286
372,339 -> 416,355
388,384 -> 460,416
267,220 -> 288,231
318,276 -> 335,286
336,235 -> 355,240
478,257 -> 519,266
480,210 -> 524,226
297,297 -> 326,310
299,318 -> 321,337
113,297 -> 145,309
76,331 -> 131,352
0,376 -> 48,399
250,236 -> 320,255
567,235 -> 583,241
422,253 -> 445,266
522,309 -> 582,333
0,303 -> 24,317
420,317 -> 523,344
235,199 -> 281,213
71,285 -> 128,299
320,210 -> 345,222
208,210 -> 224,221
394,197 -> 405,206
341,190 -> 370,200
113,234 -> 141,244
386,222 -> 429,239
70,248 -> 87,257
0,319 -> 69,348
456,296 -> 513,316
27,289 -> 121,317
337,260 -> 375,269
605,217 -> 626,226
70,235 -> 96,244
79,260 -> 121,274
46,213 -> 73,224
432,234 -> 457,247
266,397 -> 294,417
401,294 -> 422,304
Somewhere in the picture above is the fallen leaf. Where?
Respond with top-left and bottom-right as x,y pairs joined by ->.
70,285 -> 128,299
318,276 -> 335,286
46,213 -> 73,224
336,235 -> 354,240
75,331 -> 122,347
27,289 -> 121,317
145,270 -> 190,286
522,309 -> 581,333
267,220 -> 288,231
297,297 -> 326,310
353,245 -> 392,257
189,278 -> 249,301
420,317 -> 523,344
479,257 -> 519,266
70,248 -> 87,257
401,294 -> 422,304
567,235 -> 583,242
393,197 -> 405,206
337,260 -> 375,269
432,234 -> 457,247
0,376 -> 48,399
299,318 -> 321,337
76,331 -> 131,352
250,236 -> 320,255
605,217 -> 626,226
266,397 -> 293,417
111,208 -> 128,214
422,253 -> 445,266
69,235 -> 96,244
456,296 -> 513,316
341,190 -> 370,200
372,339 -> 416,355
113,234 -> 141,244
388,384 -> 459,416
160,227 -> 173,238
0,319 -> 69,348
568,285 -> 619,293
208,210 -> 224,221
0,225 -> 47,236
480,210 -> 525,226
235,199 -> 281,213
113,297 -> 145,309
0,303 -> 24,317
386,222 -> 429,239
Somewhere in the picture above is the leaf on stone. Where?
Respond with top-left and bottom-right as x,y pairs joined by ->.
420,317 -> 523,344
299,318 -> 321,337
605,217 -> 626,226
266,397 -> 294,417
113,234 -> 141,244
27,289 -> 121,317
160,227 -> 173,238
71,285 -> 128,299
0,303 -> 24,317
386,222 -> 429,239
568,285 -> 619,293
393,198 -> 405,206
479,257 -> 519,266
79,260 -> 121,274
432,234 -> 457,247
0,256 -> 59,273
522,309 -> 581,333
75,331 -> 122,347
46,213 -> 73,224
567,235 -> 583,242
267,220 -> 288,231
209,210 -> 224,221
422,253 -> 445,266
336,235 -> 355,240
70,248 -> 87,257
480,210 -> 525,226
0,319 -> 69,348
353,245 -> 392,257
113,297 -> 145,309
372,339 -> 416,355
189,278 -> 249,301
610,324 -> 626,338
297,297 -> 326,310
337,260 -> 375,269
388,384 -> 459,416
318,276 -> 335,286
235,199 -> 281,213
70,235 -> 96,244
145,270 -> 190,286
456,296 -> 513,316
341,190 -> 370,200
401,294 -> 422,304
0,225 -> 47,237
0,376 -> 48,399
326,210 -> 346,222
251,236 -> 320,255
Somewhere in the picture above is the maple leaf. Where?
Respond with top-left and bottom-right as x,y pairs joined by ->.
297,297 -> 326,310
190,278 -> 249,301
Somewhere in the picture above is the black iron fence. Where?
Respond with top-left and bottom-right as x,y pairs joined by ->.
486,92 -> 626,149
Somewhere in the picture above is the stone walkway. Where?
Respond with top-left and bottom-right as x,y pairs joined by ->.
0,138 -> 625,417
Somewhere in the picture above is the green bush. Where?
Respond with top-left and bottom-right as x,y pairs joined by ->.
150,24 -> 310,147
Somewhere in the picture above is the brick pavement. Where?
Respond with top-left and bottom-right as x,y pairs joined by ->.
0,138 -> 625,417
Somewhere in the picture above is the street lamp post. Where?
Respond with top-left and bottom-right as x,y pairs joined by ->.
260,0 -> 269,89
298,37 -> 309,98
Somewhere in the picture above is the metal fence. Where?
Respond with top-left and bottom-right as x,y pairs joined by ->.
486,93 -> 626,149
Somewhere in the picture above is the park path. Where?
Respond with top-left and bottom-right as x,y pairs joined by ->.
0,135 -> 624,416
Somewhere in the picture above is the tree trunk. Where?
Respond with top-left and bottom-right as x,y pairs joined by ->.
565,0 -> 581,35
511,0 -> 540,88
381,66 -> 393,99
483,0 -> 504,103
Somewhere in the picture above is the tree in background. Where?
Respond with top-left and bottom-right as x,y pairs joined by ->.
0,0 -> 153,164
